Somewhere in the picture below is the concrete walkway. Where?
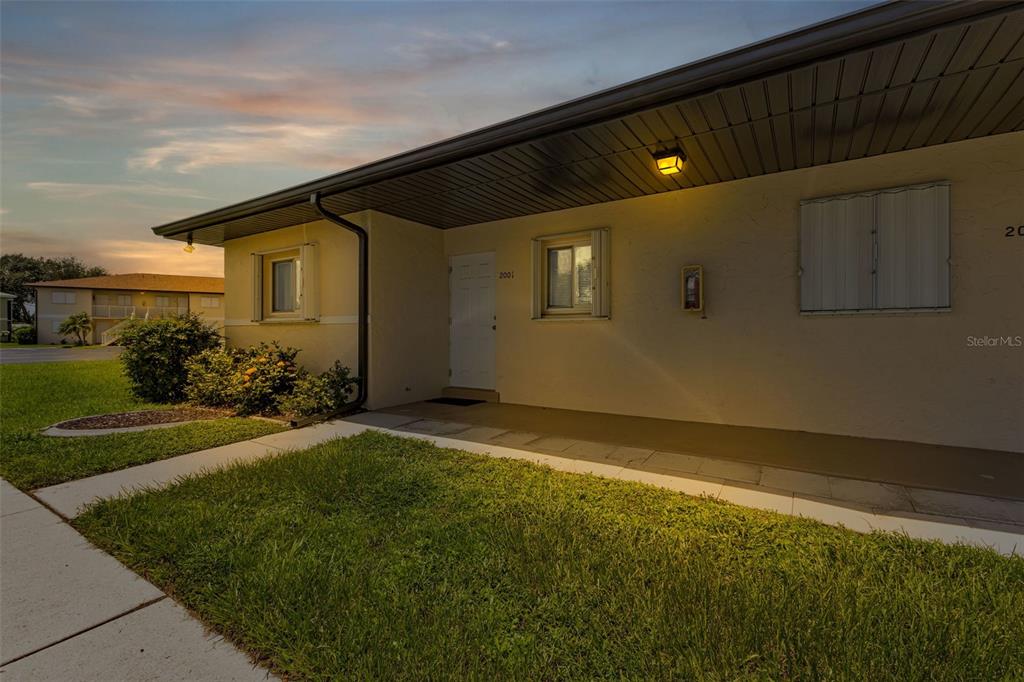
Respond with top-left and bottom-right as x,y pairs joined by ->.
29,415 -> 1023,556
370,410 -> 1024,529
0,480 -> 268,680
384,400 -> 1024,500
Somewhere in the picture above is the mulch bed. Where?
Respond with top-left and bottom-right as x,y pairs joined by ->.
54,407 -> 234,430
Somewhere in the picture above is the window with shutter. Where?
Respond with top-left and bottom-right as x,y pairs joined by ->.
800,182 -> 950,313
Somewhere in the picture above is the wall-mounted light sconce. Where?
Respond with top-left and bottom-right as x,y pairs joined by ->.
654,150 -> 686,175
183,233 -> 195,253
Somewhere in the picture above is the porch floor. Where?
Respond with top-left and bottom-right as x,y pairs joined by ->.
350,400 -> 1024,531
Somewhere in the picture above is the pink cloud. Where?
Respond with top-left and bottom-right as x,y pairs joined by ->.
128,123 -> 395,173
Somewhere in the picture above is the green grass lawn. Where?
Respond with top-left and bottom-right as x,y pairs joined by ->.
77,431 -> 1024,680
0,360 -> 284,489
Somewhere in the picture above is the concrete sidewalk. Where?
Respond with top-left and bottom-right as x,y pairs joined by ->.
34,420 -> 365,518
0,480 -> 268,680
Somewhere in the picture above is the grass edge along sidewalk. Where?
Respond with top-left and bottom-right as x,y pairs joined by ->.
77,430 -> 1024,681
0,359 -> 283,489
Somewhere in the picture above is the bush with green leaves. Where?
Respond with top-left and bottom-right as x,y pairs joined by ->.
230,342 -> 301,416
12,326 -> 36,344
59,312 -> 92,346
118,313 -> 222,402
277,361 -> 357,417
184,347 -> 240,408
186,344 -> 356,418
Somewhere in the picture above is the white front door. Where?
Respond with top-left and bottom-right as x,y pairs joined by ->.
449,252 -> 496,390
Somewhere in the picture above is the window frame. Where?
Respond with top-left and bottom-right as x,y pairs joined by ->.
51,290 -> 76,305
542,236 -> 594,315
531,228 -> 610,321
200,296 -> 220,309
250,243 -> 319,323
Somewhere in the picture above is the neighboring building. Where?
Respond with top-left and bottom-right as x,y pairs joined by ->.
29,273 -> 224,345
152,3 -> 1024,454
0,291 -> 15,341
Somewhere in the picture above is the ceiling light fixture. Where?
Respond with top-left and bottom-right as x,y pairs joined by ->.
654,150 -> 686,175
183,233 -> 195,253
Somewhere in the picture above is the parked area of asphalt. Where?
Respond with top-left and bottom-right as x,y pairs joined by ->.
0,346 -> 122,365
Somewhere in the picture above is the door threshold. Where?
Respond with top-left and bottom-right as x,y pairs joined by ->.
442,386 -> 500,403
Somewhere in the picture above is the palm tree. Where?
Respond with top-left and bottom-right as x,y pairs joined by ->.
59,312 -> 92,346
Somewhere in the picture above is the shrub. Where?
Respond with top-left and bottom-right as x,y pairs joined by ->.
278,361 -> 357,417
59,312 -> 92,346
12,326 -> 36,344
118,313 -> 222,402
231,342 -> 301,415
185,347 -> 240,408
185,343 -> 357,418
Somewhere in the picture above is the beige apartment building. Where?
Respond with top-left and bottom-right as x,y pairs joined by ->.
151,3 -> 1024,454
30,273 -> 224,345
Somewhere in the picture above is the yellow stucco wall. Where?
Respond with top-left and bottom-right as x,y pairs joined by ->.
443,133 -> 1024,452
222,217 -> 362,376
367,211 -> 449,408
37,288 -> 224,343
221,210 -> 448,408
187,292 -> 223,321
217,132 -> 1023,452
35,287 -> 90,344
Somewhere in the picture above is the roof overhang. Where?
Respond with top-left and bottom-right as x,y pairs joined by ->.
154,0 -> 1024,245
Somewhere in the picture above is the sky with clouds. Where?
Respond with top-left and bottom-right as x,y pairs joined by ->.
1,0 -> 871,277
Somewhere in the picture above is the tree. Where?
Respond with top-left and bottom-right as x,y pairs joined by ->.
58,312 -> 92,346
0,254 -> 107,323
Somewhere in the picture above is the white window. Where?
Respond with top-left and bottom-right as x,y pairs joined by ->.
51,291 -> 76,304
272,259 -> 297,312
251,243 -> 318,322
800,182 -> 950,313
532,228 -> 610,319
200,296 -> 220,309
117,295 -> 132,306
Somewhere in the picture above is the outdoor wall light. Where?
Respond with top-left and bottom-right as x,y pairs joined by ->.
183,233 -> 195,253
654,150 -> 685,175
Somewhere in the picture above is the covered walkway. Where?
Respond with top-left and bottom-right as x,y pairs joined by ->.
358,400 -> 1024,530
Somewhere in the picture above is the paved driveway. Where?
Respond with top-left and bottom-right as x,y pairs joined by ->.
0,346 -> 122,365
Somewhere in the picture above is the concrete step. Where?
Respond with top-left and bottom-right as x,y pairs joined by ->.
442,386 -> 500,403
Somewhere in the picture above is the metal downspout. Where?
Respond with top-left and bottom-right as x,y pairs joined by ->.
308,191 -> 368,417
